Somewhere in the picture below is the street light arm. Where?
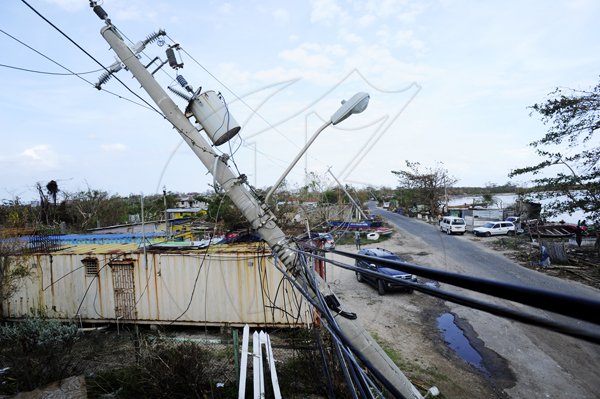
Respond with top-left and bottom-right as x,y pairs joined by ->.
265,120 -> 332,203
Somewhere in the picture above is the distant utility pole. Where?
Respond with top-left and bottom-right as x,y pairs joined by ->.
327,168 -> 369,220
90,4 -> 421,398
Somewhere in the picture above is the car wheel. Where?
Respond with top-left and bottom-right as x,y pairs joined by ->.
446,228 -> 451,235
377,279 -> 386,295
485,232 -> 491,237
356,272 -> 364,282
507,230 -> 515,236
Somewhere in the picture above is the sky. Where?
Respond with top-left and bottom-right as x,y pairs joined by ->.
1,0 -> 599,202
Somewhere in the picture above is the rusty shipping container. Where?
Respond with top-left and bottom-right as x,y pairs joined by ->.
2,243 -> 312,327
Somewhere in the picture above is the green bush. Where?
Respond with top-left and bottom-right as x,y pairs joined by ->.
0,317 -> 79,394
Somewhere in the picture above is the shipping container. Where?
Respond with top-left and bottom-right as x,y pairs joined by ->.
2,242 -> 312,328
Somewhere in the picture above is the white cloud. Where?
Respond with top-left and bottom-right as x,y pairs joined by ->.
280,44 -> 335,69
359,14 -> 376,27
395,30 -> 425,51
101,143 -> 128,152
310,0 -> 347,23
18,144 -> 60,169
272,8 -> 289,23
219,3 -> 233,14
22,145 -> 48,161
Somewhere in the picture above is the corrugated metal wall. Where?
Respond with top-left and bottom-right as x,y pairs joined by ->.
2,246 -> 311,327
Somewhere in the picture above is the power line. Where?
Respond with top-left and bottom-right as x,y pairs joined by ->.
1,27 -> 159,113
0,62 -> 103,76
20,0 -> 164,117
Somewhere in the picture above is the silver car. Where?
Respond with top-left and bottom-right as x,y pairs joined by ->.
473,221 -> 516,237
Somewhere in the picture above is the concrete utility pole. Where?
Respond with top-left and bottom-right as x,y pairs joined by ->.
328,168 -> 370,221
95,11 -> 421,399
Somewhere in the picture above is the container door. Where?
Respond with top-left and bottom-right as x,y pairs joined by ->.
110,262 -> 136,320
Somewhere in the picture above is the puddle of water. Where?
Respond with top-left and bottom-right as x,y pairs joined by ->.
437,313 -> 490,375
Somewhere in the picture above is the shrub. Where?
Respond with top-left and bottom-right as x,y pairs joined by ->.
0,317 -> 79,394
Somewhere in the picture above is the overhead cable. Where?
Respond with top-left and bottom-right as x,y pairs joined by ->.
20,0 -> 163,116
334,249 -> 600,326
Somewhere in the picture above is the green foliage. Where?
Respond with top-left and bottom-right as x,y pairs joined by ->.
0,232 -> 32,302
392,161 -> 457,216
0,317 -> 80,394
510,80 -> 600,221
207,194 -> 248,231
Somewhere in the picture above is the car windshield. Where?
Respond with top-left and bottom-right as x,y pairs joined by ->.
452,219 -> 465,225
483,222 -> 495,228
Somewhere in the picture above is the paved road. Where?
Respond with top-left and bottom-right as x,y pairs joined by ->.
370,204 -> 600,298
370,203 -> 600,398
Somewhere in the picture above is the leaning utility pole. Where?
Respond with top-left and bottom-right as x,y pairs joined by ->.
91,4 -> 421,398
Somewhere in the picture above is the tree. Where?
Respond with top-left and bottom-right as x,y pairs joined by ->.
46,180 -> 59,224
392,161 -> 457,216
46,180 -> 59,207
509,80 -> 600,221
0,231 -> 31,305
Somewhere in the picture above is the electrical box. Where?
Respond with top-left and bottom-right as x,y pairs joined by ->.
187,91 -> 241,146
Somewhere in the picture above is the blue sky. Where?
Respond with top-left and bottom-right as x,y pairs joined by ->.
1,0 -> 599,202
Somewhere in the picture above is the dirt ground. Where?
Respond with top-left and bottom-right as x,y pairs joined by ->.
327,234 -> 512,399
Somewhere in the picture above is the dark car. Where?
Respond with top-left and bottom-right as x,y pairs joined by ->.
355,248 -> 417,295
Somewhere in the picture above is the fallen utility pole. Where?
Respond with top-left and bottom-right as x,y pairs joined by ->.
92,7 -> 421,399
327,167 -> 370,221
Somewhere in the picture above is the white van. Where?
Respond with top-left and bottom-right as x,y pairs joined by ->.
440,216 -> 466,235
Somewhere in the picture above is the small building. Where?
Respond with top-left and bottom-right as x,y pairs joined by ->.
87,220 -> 166,235
2,242 -> 311,328
176,195 -> 208,210
455,207 -> 504,231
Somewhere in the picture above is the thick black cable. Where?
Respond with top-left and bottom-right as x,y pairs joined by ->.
274,255 -> 405,399
296,254 -> 363,399
313,327 -> 337,399
302,248 -> 600,345
272,259 -> 407,399
300,254 -> 379,398
20,0 -> 164,116
333,248 -> 600,326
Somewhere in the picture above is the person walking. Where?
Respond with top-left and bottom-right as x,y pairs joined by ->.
575,220 -> 583,248
354,231 -> 361,250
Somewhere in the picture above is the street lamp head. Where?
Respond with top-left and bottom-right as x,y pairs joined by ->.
330,92 -> 370,125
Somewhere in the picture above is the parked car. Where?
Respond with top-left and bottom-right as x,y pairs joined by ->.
439,216 -> 466,235
318,233 -> 335,249
505,216 -> 520,225
473,221 -> 516,237
355,247 -> 417,295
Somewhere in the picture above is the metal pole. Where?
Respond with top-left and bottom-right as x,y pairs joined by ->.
233,328 -> 240,387
100,24 -> 421,399
265,119 -> 332,203
327,168 -> 369,220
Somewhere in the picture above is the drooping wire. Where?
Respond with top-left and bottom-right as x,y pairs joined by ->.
20,0 -> 164,117
299,247 -> 600,345
271,255 -> 406,398
0,62 -> 104,76
166,35 -> 316,154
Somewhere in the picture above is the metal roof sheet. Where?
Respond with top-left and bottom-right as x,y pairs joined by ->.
54,243 -> 140,255
50,242 -> 268,256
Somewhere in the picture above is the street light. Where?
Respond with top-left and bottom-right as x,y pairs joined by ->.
264,92 -> 370,203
